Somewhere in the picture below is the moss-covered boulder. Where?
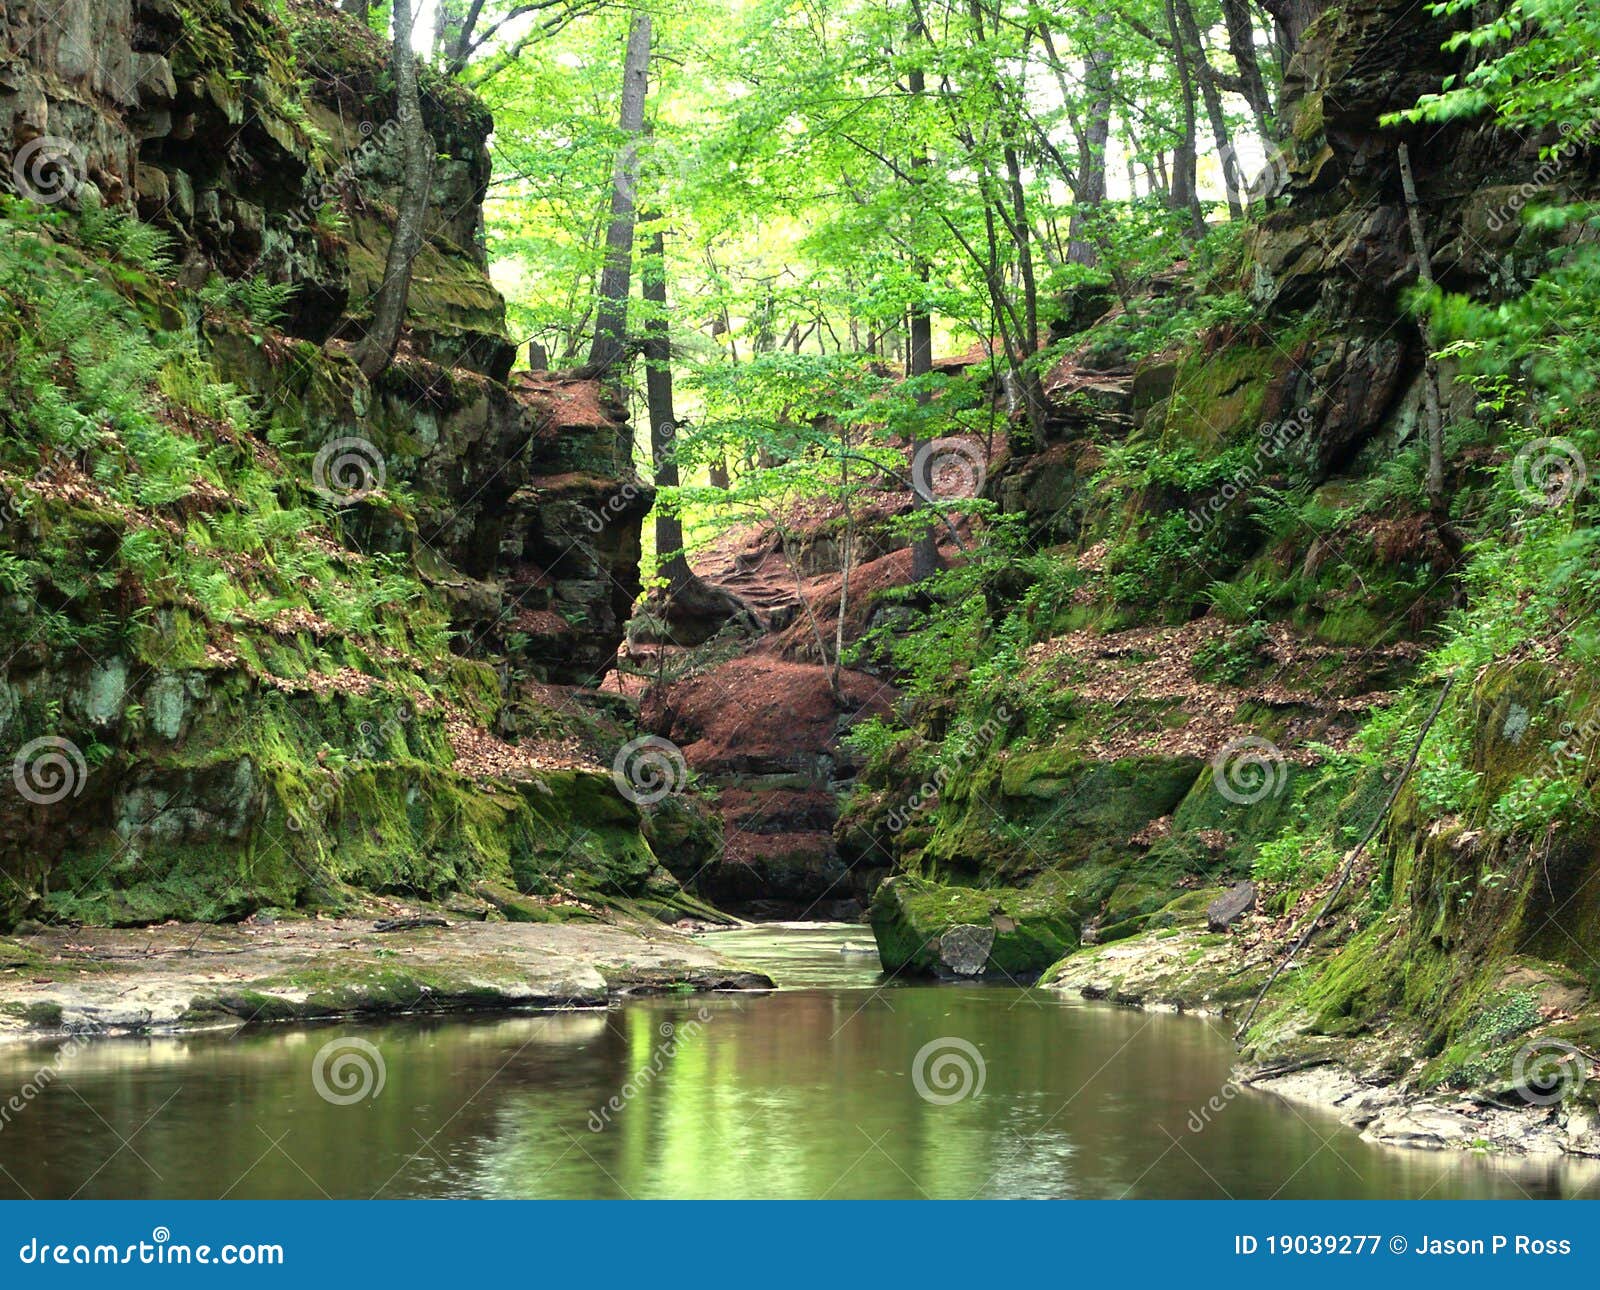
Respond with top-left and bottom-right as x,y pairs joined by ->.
870,874 -> 1079,978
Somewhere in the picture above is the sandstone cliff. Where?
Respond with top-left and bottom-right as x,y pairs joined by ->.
0,0 -> 685,926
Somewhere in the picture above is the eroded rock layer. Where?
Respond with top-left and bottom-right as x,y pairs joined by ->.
0,0 -> 673,925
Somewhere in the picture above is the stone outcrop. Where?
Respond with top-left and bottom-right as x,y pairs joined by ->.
0,0 -> 671,926
852,0 -> 1600,987
639,653 -> 891,918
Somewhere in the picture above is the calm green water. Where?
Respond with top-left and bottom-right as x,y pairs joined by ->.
0,923 -> 1591,1199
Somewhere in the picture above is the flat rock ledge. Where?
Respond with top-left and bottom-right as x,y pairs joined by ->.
0,919 -> 773,1042
1244,1063 -> 1600,1160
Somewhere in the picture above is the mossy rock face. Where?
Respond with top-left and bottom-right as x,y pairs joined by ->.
0,2 -> 666,932
345,211 -> 512,376
921,750 -> 1203,884
870,874 -> 1079,978
4,658 -> 676,928
640,795 -> 723,877
1151,331 -> 1306,453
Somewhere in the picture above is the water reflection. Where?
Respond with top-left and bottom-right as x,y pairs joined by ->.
0,926 -> 1591,1199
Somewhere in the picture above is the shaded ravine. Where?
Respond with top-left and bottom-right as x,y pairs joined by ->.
0,925 -> 1591,1199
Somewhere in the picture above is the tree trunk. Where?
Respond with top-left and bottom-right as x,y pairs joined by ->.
1002,137 -> 1047,444
1220,0 -> 1274,137
906,16 -> 942,582
357,0 -> 431,380
833,437 -> 852,693
1397,142 -> 1448,528
641,229 -> 690,591
1175,0 -> 1242,218
1263,0 -> 1322,72
641,227 -> 758,638
586,12 -> 652,458
1164,0 -> 1206,237
1067,29 -> 1112,266
433,0 -> 466,59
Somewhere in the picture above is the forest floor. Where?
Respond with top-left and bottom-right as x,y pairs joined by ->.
0,909 -> 773,1043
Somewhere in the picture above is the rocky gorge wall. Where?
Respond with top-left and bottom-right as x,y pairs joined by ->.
0,0 -> 686,927
844,0 -> 1600,1096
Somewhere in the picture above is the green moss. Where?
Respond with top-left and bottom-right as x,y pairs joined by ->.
1151,318 -> 1316,452
870,874 -> 1080,977
21,1001 -> 64,1027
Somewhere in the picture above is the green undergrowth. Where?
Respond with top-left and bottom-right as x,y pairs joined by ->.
0,196 -> 670,927
849,183 -> 1600,1029
0,196 -> 452,672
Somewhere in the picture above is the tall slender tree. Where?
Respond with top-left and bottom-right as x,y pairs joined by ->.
641,225 -> 759,635
585,14 -> 652,385
906,7 -> 941,581
358,0 -> 432,379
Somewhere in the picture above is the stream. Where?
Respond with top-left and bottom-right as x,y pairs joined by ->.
0,923 -> 1591,1199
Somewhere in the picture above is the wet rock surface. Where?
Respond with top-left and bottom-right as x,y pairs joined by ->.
0,915 -> 772,1041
